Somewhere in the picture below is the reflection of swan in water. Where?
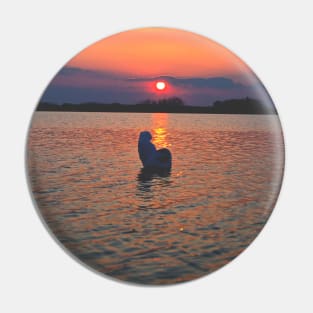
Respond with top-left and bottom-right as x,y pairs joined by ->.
137,167 -> 171,183
136,167 -> 171,199
138,131 -> 172,170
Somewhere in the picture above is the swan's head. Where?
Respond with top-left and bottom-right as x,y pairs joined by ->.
139,131 -> 152,142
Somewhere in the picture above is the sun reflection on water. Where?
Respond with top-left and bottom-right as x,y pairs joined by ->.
151,113 -> 171,149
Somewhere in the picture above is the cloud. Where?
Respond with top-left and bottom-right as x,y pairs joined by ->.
54,67 -> 244,89
128,76 -> 244,89
57,66 -> 121,79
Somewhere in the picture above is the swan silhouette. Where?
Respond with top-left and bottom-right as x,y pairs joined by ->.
138,131 -> 172,170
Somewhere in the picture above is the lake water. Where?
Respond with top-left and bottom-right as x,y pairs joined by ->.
27,112 -> 284,285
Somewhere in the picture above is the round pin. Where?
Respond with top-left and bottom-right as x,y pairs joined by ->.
27,27 -> 284,285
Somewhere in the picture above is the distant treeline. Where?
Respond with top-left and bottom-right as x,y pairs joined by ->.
37,97 -> 277,114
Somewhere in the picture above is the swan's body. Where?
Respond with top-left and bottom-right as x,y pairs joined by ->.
138,131 -> 172,170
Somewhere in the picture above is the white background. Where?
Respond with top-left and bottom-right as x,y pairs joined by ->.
1,1 -> 312,312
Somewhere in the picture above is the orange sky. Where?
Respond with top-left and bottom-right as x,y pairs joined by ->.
67,27 -> 251,78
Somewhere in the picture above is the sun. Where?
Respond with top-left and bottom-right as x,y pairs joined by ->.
156,81 -> 166,91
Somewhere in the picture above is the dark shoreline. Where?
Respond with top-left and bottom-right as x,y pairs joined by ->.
37,98 -> 277,115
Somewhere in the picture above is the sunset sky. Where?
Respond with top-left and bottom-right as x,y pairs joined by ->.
42,27 -> 270,106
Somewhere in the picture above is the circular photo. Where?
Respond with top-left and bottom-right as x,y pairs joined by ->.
27,27 -> 284,285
